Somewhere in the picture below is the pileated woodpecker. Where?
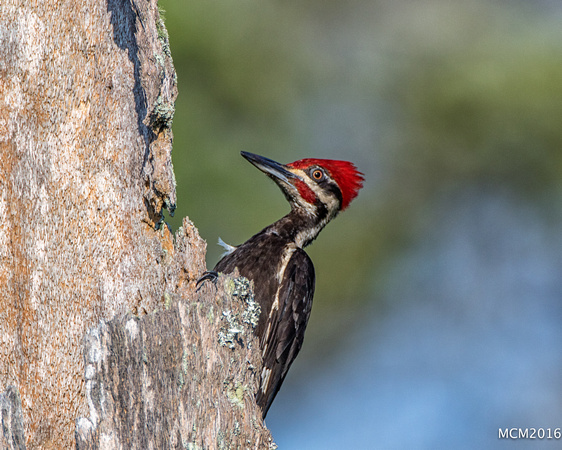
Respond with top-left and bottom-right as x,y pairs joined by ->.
199,151 -> 363,418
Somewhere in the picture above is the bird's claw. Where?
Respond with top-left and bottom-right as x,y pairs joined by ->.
196,271 -> 219,292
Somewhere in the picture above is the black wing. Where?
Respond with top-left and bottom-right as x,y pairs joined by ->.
256,248 -> 315,417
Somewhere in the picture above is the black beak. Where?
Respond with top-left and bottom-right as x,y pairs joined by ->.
241,152 -> 298,184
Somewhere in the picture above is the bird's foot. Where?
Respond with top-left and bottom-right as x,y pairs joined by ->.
196,270 -> 219,292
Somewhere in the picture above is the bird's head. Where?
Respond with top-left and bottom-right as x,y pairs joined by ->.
241,151 -> 364,221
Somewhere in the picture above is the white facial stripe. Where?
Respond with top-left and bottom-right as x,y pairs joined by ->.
298,170 -> 340,214
285,167 -> 342,248
295,222 -> 325,248
282,168 -> 317,214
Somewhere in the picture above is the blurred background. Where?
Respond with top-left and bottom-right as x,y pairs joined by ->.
160,0 -> 562,447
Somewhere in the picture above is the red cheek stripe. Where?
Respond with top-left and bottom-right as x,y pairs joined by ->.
295,180 -> 317,204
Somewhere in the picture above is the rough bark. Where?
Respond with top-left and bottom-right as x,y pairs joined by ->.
0,386 -> 26,450
75,274 -> 274,449
0,0 -> 273,448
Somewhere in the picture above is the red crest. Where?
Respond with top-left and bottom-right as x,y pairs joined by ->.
288,158 -> 364,210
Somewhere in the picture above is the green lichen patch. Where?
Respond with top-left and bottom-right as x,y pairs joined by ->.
163,292 -> 172,310
156,4 -> 171,57
225,380 -> 246,409
217,310 -> 244,349
150,94 -> 175,131
230,276 -> 261,328
218,276 -> 261,348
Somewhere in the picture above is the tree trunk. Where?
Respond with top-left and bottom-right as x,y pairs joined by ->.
0,0 -> 273,448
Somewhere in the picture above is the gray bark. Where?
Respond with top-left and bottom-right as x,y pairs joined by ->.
0,386 -> 26,450
75,274 -> 274,449
0,0 -> 273,447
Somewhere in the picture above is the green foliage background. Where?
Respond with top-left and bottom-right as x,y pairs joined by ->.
161,0 -> 562,355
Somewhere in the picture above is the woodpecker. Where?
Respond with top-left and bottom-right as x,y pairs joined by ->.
199,151 -> 363,418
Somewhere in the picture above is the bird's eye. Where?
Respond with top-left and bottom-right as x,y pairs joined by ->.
311,169 -> 324,181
